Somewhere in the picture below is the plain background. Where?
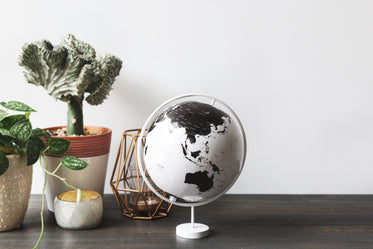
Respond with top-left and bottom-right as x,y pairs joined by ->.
1,0 -> 372,194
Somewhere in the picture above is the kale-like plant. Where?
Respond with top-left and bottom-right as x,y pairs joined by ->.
0,101 -> 88,248
18,34 -> 122,135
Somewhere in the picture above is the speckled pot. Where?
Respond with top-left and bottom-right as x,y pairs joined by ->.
0,154 -> 32,231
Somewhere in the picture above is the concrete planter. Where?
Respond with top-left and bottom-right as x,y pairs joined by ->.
54,190 -> 103,229
43,126 -> 111,212
0,155 -> 32,231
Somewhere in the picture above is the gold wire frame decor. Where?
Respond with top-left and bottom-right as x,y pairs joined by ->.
110,129 -> 172,219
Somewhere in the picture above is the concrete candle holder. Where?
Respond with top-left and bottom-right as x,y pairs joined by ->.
54,190 -> 103,230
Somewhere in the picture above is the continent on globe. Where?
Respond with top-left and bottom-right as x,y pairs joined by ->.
149,101 -> 230,144
184,171 -> 214,192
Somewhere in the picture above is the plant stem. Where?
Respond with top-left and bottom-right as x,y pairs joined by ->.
52,161 -> 63,174
33,154 -> 48,249
67,96 -> 84,136
41,162 -> 77,191
34,151 -> 79,249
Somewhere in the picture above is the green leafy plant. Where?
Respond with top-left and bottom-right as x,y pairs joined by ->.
18,34 -> 122,135
0,101 -> 88,248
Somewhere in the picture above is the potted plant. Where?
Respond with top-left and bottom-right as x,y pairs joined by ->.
0,100 -> 89,248
18,34 -> 122,211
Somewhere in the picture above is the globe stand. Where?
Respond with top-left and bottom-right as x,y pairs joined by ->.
176,206 -> 209,239
136,94 -> 247,241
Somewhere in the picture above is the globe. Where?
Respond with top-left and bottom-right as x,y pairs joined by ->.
137,94 -> 246,238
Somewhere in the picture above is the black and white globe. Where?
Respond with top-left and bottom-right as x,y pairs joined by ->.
137,94 -> 246,207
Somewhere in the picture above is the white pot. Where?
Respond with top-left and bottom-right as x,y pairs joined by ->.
43,126 -> 112,212
54,191 -> 103,229
0,154 -> 32,231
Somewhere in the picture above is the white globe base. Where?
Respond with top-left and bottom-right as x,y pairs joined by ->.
176,223 -> 210,239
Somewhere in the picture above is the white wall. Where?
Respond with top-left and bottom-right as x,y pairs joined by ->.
1,0 -> 373,194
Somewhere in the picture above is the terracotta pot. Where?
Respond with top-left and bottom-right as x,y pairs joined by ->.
0,154 -> 32,231
43,126 -> 111,212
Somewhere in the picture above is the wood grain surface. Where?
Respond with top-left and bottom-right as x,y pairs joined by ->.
1,195 -> 373,248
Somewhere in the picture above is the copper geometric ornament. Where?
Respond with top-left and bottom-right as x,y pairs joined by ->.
110,129 -> 172,219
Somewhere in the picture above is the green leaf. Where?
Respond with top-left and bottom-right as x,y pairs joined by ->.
48,138 -> 70,156
61,155 -> 88,170
31,128 -> 51,139
0,101 -> 36,112
0,136 -> 20,154
26,136 -> 46,166
0,110 -> 8,121
0,151 -> 9,176
1,115 -> 27,129
0,128 -> 13,137
10,120 -> 32,143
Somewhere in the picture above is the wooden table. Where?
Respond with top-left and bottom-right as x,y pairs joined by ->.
1,195 -> 373,248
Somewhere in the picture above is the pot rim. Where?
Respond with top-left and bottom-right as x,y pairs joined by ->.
43,126 -> 112,139
55,192 -> 102,204
5,153 -> 23,159
42,126 -> 112,158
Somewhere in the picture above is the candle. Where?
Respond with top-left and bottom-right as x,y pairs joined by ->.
130,196 -> 160,212
54,190 -> 103,229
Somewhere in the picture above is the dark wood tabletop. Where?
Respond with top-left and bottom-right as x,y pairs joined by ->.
1,194 -> 373,248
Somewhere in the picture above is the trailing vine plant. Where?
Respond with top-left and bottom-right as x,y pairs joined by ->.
0,101 -> 88,248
